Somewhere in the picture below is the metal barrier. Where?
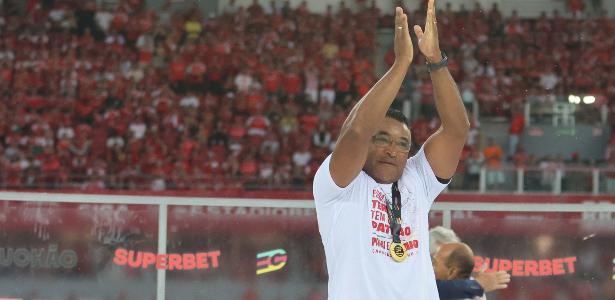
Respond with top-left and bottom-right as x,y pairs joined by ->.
4,166 -> 615,195
447,166 -> 615,195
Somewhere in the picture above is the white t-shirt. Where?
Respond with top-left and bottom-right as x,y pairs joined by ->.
313,147 -> 448,300
293,151 -> 312,167
129,123 -> 147,139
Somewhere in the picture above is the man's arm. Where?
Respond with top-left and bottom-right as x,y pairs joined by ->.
474,268 -> 510,292
414,0 -> 470,179
437,269 -> 510,300
436,279 -> 484,299
330,7 -> 413,187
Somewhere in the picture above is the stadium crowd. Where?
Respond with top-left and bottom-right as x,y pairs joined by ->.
0,0 -> 613,191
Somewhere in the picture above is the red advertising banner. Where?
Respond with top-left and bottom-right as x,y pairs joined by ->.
0,192 -> 613,236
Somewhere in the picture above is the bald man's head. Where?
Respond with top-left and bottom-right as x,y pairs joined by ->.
432,242 -> 475,280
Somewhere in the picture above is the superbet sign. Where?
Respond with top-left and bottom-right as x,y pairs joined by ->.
473,256 -> 577,277
113,248 -> 221,270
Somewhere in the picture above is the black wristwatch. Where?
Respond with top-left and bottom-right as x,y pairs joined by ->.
426,51 -> 448,73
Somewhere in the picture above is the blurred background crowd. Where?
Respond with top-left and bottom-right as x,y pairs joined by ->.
1,0 -> 614,192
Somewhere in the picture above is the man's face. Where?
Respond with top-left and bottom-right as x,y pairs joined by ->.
432,246 -> 452,280
363,117 -> 411,184
432,243 -> 474,280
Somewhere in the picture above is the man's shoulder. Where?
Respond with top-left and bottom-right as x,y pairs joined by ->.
404,147 -> 428,173
313,154 -> 368,203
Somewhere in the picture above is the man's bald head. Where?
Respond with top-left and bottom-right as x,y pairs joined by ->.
432,242 -> 475,280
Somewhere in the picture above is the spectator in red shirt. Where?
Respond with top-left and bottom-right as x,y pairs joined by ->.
240,152 -> 259,179
568,0 -> 585,18
246,107 -> 271,137
512,145 -> 529,168
283,67 -> 302,96
319,71 -> 336,105
509,108 -> 525,157
262,67 -> 282,97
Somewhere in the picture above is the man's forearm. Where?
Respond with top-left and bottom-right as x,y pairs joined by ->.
430,65 -> 469,136
340,62 -> 410,137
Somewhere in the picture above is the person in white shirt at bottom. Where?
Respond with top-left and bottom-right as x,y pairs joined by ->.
313,2 -> 472,299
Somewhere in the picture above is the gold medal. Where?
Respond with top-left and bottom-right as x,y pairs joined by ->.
389,242 -> 407,262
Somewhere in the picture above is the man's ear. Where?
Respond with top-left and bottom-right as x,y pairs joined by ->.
447,267 -> 458,280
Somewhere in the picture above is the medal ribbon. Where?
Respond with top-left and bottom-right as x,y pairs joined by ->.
385,181 -> 402,243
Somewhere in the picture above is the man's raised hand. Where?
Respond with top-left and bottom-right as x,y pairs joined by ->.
413,0 -> 442,63
474,264 -> 511,292
394,7 -> 414,66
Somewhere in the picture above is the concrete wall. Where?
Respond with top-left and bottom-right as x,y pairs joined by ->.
143,0 -> 219,17
215,0 -> 570,17
474,120 -> 609,161
521,124 -> 610,161
441,0 -> 568,18
604,0 -> 615,17
136,0 -> 609,18
215,0 -> 388,15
